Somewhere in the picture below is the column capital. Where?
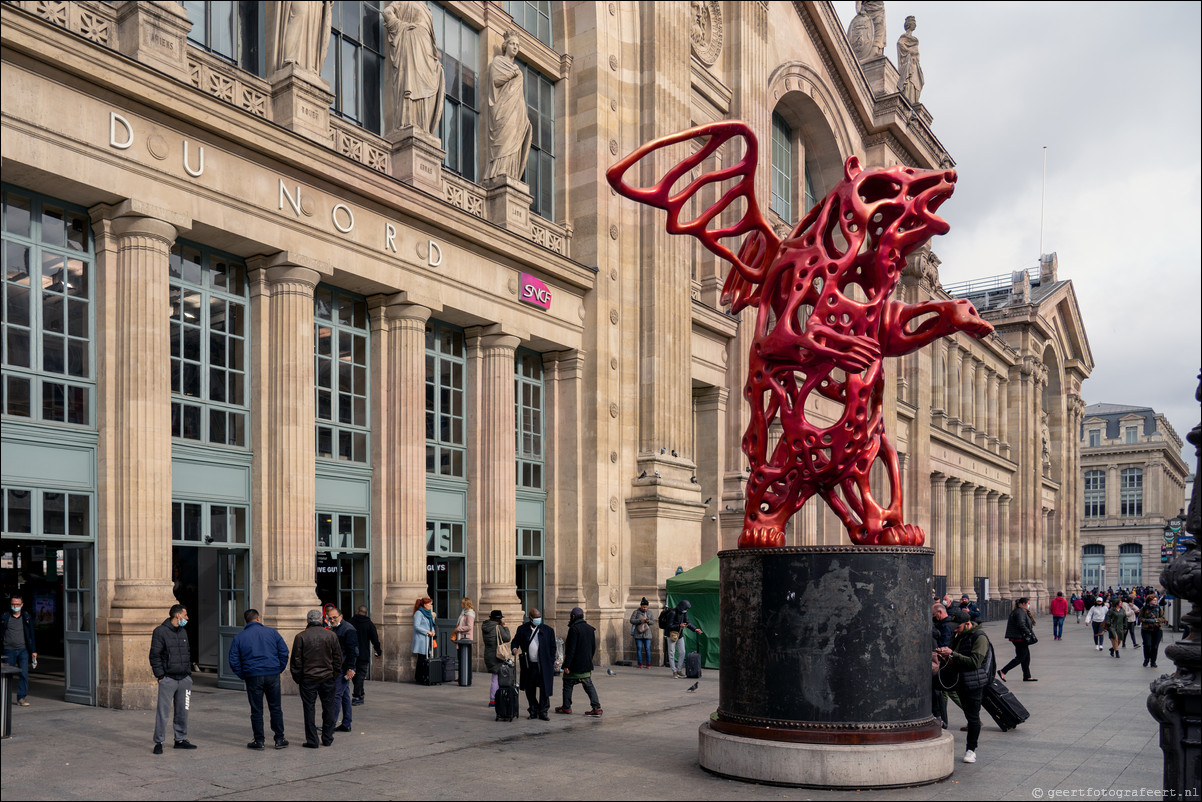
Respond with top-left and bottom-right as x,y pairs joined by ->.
465,325 -> 522,353
247,251 -> 332,278
90,199 -> 190,242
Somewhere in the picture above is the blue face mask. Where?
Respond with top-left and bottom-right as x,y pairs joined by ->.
531,618 -> 542,626
178,618 -> 188,627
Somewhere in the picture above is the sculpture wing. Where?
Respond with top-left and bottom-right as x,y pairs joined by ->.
605,121 -> 780,312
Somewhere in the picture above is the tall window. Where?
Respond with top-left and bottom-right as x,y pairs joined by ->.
520,63 -> 555,220
2,188 -> 93,426
770,113 -> 793,221
314,287 -> 369,462
169,243 -> 249,446
323,1 -> 385,134
1082,544 -> 1104,589
515,351 -> 544,489
1083,470 -> 1105,518
1125,425 -> 1139,444
430,4 -> 480,181
1119,543 -> 1142,587
316,511 -> 370,613
183,1 -> 263,75
1088,429 -> 1100,447
425,322 -> 466,477
426,518 -> 465,638
516,526 -> 543,612
1120,468 -> 1143,517
507,0 -> 552,47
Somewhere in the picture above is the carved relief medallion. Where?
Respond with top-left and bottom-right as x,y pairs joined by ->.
689,1 -> 723,67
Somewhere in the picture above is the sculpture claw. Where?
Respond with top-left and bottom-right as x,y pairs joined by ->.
738,527 -> 786,548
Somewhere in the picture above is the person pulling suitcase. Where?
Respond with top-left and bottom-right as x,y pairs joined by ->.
935,609 -> 993,765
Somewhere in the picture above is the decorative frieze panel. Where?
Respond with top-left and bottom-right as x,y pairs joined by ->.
442,172 -> 485,218
17,0 -> 114,46
331,118 -> 390,173
186,48 -> 269,119
531,219 -> 570,257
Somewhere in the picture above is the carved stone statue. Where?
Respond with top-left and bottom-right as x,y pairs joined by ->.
1041,411 -> 1052,472
383,0 -> 445,136
485,30 -> 533,181
272,1 -> 333,75
896,15 -> 924,105
847,1 -> 886,61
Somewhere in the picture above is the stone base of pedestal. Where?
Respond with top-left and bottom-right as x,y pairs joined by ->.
387,127 -> 445,195
699,722 -> 954,789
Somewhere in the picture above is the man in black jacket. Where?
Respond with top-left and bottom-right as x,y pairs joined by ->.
512,607 -> 555,720
326,607 -> 359,732
349,606 -> 382,706
2,594 -> 37,707
555,607 -> 602,717
291,609 -> 341,748
149,604 -> 196,754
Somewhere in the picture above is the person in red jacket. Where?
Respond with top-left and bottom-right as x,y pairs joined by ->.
1071,594 -> 1085,624
1049,591 -> 1069,640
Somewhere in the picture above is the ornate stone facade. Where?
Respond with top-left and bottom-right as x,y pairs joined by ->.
0,2 -> 1091,706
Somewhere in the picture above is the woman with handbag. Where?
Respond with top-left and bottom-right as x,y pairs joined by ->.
412,597 -> 436,682
999,597 -> 1037,682
480,610 -> 511,707
452,598 -> 476,644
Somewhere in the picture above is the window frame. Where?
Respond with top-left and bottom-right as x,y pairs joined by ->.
507,0 -> 552,48
1119,467 -> 1143,517
518,61 -> 555,220
1083,469 -> 1105,518
314,286 -> 371,464
514,349 -> 544,490
183,0 -> 264,76
322,0 -> 385,134
430,3 -> 481,182
425,321 -> 467,478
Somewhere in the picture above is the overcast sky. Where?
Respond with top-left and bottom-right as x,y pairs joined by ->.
831,1 -> 1201,468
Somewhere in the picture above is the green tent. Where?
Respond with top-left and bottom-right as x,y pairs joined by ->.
665,556 -> 720,669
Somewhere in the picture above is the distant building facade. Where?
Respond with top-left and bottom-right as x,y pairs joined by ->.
1079,404 -> 1189,590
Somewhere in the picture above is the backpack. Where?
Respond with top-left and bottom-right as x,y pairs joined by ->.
658,608 -> 675,631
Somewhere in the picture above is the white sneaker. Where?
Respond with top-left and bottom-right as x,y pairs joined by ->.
963,750 -> 977,764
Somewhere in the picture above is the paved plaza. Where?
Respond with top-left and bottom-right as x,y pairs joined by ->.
0,616 -> 1181,800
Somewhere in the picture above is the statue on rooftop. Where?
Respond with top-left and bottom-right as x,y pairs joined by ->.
485,30 -> 534,181
896,16 -> 924,105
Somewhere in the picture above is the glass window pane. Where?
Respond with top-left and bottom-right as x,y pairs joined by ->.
4,193 -> 32,237
68,494 -> 89,536
6,375 -> 31,417
7,489 -> 32,533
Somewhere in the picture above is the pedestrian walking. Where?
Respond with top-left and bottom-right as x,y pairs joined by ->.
1139,592 -> 1167,668
1,594 -> 37,707
999,598 -> 1037,682
1119,596 -> 1140,649
228,609 -> 290,750
555,607 -> 603,717
149,604 -> 196,754
512,607 -> 555,720
629,597 -> 653,668
481,609 -> 511,707
349,606 -> 382,706
1104,600 -> 1127,658
1049,591 -> 1068,640
326,606 -> 358,731
665,600 -> 703,678
931,602 -> 954,729
290,609 -> 341,748
1084,597 -> 1108,651
1072,594 -> 1085,624
935,609 -> 993,764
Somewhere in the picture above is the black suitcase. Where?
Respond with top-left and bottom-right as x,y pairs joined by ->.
417,657 -> 443,686
981,677 -> 1029,731
440,655 -> 457,683
496,662 -> 516,688
685,651 -> 702,679
495,686 -> 519,722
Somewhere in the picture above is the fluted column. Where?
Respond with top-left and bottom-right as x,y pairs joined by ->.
931,473 -> 947,578
470,331 -> 521,613
960,350 -> 975,439
931,340 -> 947,429
946,346 -> 962,426
91,202 -> 185,708
945,478 -> 963,596
986,490 -> 1001,598
372,299 -> 431,680
960,482 -> 976,595
986,370 -> 1000,450
974,362 -> 988,446
998,376 -> 1011,459
999,494 -> 1014,596
974,487 -> 989,593
260,263 -> 322,632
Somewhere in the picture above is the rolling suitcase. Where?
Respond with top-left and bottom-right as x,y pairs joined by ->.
981,676 -> 1029,731
439,655 -> 457,683
496,662 -> 516,688
685,651 -> 702,679
418,656 -> 443,686
495,686 -> 520,722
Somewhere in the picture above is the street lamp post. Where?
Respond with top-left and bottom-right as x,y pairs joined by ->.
1163,510 -> 1185,630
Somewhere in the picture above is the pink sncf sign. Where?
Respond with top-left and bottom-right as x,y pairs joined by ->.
518,273 -> 552,310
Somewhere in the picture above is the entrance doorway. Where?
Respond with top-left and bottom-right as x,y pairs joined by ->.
170,545 -> 248,690
0,540 -> 95,705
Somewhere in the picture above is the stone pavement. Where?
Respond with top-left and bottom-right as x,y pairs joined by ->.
0,616 -> 1182,800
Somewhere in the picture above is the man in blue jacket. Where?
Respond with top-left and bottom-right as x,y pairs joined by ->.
326,606 -> 359,732
228,609 -> 290,750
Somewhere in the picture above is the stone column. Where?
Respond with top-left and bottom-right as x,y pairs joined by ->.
974,362 -> 988,447
254,259 -> 324,637
986,370 -> 1000,451
986,491 -> 1001,599
998,495 -> 1013,597
946,345 -> 961,428
468,330 -> 522,614
960,482 -> 976,596
931,473 -> 947,580
945,478 -> 963,597
695,385 -> 728,557
974,487 -> 989,594
544,351 -> 587,615
931,340 -> 947,428
371,299 -> 432,680
91,201 -> 187,709
960,351 -> 976,440
998,376 -> 1011,459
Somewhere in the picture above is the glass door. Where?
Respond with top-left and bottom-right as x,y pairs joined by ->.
216,549 -> 248,690
63,544 -> 95,705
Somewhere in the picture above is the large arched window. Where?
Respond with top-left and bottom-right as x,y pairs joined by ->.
769,92 -> 841,227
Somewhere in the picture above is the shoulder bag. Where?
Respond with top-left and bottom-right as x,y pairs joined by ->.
495,630 -> 513,663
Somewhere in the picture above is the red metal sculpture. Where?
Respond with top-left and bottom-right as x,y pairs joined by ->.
607,121 -> 993,547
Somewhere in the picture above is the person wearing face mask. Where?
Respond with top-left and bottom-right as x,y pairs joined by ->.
149,603 -> 196,754
1,594 -> 37,707
512,607 -> 556,720
325,607 -> 358,732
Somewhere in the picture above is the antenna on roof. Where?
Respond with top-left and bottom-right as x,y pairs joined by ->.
1039,146 -> 1047,261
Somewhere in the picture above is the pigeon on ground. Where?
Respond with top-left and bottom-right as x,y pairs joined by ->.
606,668 -> 617,676
686,682 -> 699,692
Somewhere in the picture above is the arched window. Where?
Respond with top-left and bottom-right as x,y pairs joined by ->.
769,92 -> 841,226
770,113 -> 794,221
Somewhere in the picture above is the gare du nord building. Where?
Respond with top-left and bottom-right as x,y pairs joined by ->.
0,0 -> 1090,707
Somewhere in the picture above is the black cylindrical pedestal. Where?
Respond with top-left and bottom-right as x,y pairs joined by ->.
713,546 -> 938,745
457,641 -> 473,687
